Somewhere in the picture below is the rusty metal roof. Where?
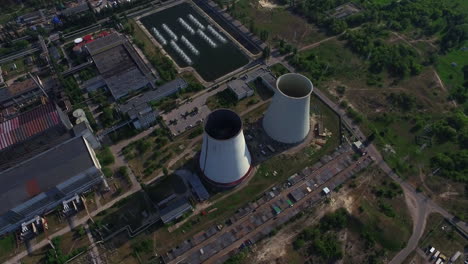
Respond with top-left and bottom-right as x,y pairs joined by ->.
0,103 -> 61,151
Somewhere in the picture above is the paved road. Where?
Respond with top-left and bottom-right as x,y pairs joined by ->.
206,154 -> 371,264
4,181 -> 141,264
167,149 -> 369,264
265,51 -> 468,262
0,47 -> 40,64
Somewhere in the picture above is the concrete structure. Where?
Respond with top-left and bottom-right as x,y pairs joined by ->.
0,136 -> 106,236
119,78 -> 187,129
199,109 -> 252,188
227,79 -> 253,100
159,198 -> 193,224
263,73 -> 313,144
85,33 -> 156,100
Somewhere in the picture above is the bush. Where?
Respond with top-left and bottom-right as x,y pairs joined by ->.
102,167 -> 113,178
97,147 -> 115,166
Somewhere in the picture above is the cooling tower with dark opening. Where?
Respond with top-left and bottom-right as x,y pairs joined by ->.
263,73 -> 313,144
199,109 -> 252,188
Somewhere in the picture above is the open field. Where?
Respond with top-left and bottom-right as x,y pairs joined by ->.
419,213 -> 467,264
124,128 -> 190,181
21,229 -> 90,264
229,0 -> 327,47
95,94 -> 341,261
205,79 -> 273,112
436,41 -> 468,90
246,166 -> 412,264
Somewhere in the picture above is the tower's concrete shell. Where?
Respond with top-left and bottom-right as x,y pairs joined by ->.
199,109 -> 252,188
263,73 -> 313,144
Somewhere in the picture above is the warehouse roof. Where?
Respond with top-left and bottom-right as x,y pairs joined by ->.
159,198 -> 193,224
120,78 -> 187,115
88,34 -> 155,99
0,136 -> 96,215
61,3 -> 90,16
0,103 -> 63,151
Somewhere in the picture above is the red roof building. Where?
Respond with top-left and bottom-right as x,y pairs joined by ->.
0,103 -> 64,151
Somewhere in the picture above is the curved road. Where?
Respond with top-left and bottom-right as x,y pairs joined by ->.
266,52 -> 467,263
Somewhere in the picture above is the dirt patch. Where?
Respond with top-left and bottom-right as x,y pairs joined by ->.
258,0 -> 280,9
439,191 -> 459,199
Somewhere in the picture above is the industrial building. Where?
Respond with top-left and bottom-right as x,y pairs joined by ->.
119,78 -> 188,129
263,73 -> 313,144
227,79 -> 253,100
159,198 -> 193,224
199,109 -> 252,188
85,33 -> 156,100
0,76 -> 53,119
0,102 -> 99,171
0,136 -> 106,236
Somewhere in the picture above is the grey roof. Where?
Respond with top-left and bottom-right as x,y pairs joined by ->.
119,78 -> 188,115
159,198 -> 192,224
88,34 -> 155,99
185,173 -> 209,201
228,79 -> 252,97
85,33 -> 124,56
61,3 -> 89,16
0,136 -> 97,216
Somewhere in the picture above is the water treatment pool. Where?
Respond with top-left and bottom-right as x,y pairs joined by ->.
140,2 -> 250,82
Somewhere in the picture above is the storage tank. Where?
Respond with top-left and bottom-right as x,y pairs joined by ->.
263,73 -> 313,144
199,109 -> 252,188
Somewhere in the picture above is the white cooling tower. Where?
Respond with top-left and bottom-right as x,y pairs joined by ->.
263,73 -> 313,144
199,109 -> 252,188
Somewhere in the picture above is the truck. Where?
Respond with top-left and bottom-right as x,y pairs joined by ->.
432,251 -> 440,260
428,247 -> 435,255
435,259 -> 442,264
272,206 -> 281,215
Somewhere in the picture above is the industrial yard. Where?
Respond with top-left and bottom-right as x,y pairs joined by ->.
1,0 -> 467,262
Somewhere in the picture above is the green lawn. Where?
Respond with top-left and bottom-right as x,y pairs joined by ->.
269,63 -> 290,77
0,234 -> 15,261
436,42 -> 468,90
229,0 -> 327,47
419,213 -> 466,264
173,94 -> 340,237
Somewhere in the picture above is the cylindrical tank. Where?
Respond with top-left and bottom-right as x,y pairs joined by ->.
263,73 -> 313,144
199,109 -> 252,188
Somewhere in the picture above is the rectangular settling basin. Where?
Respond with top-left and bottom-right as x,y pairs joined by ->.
140,2 -> 249,82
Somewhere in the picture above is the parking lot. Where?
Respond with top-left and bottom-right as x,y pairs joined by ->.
162,84 -> 228,136
162,145 -> 373,264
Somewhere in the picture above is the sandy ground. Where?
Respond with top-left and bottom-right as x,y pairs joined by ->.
250,173 -> 372,263
258,0 -> 280,9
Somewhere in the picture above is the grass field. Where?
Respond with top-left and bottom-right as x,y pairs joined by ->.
269,62 -> 290,77
0,234 -> 15,262
436,42 -> 468,90
419,213 -> 466,264
125,128 -> 190,181
229,0 -> 327,47
163,94 -> 340,247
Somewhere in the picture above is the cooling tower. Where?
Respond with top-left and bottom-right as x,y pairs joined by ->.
199,109 -> 252,188
263,73 -> 313,144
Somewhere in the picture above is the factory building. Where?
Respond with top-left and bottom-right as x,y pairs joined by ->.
199,109 -> 252,188
263,73 -> 313,144
0,136 -> 106,236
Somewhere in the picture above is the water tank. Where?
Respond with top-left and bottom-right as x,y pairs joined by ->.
263,73 -> 313,144
199,109 -> 252,188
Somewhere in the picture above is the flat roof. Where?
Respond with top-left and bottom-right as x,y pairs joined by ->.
228,79 -> 252,96
88,34 -> 154,99
0,103 -> 64,151
160,198 -> 192,223
0,136 -> 96,216
119,78 -> 187,114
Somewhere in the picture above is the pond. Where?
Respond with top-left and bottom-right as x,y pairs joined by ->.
140,2 -> 249,82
